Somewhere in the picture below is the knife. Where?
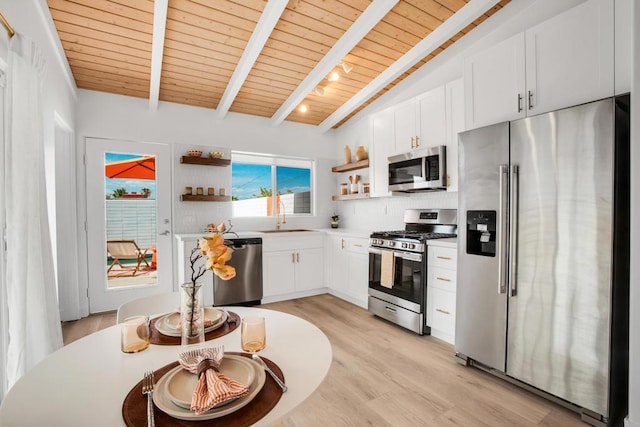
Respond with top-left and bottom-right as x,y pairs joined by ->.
251,354 -> 288,392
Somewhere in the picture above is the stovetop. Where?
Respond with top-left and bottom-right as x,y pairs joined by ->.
370,230 -> 457,241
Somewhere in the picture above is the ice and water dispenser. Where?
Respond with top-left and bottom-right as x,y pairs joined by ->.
466,211 -> 496,257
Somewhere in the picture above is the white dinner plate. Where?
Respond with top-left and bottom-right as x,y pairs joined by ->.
165,355 -> 256,409
153,355 -> 266,421
155,308 -> 227,337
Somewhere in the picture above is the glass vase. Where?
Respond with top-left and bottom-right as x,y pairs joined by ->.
180,282 -> 205,346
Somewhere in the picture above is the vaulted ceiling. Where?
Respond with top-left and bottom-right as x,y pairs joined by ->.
47,0 -> 510,130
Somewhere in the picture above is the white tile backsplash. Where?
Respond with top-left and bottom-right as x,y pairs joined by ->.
335,191 -> 458,232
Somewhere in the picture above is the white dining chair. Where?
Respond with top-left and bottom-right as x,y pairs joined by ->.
116,291 -> 180,323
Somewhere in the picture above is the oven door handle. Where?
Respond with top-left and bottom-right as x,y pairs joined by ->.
369,247 -> 422,262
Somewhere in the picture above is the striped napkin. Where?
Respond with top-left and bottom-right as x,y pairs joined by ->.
178,346 -> 250,414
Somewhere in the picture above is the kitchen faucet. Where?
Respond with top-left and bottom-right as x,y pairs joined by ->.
276,200 -> 286,230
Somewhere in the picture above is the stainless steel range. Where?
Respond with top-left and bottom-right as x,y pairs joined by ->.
368,209 -> 457,334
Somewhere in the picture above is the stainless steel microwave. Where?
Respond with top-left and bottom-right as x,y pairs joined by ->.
388,146 -> 446,192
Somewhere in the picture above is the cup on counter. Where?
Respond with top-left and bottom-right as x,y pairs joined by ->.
184,186 -> 193,195
196,187 -> 204,195
207,187 -> 215,195
241,316 -> 266,352
219,188 -> 226,196
121,316 -> 150,353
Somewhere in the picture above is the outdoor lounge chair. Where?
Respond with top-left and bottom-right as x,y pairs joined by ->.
106,240 -> 150,276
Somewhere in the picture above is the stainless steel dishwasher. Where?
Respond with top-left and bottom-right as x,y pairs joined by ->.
213,237 -> 263,306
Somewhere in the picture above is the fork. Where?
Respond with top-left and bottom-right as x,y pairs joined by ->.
142,371 -> 155,427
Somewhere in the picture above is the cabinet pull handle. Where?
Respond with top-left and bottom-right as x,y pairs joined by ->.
415,136 -> 420,147
385,306 -> 397,313
296,252 -> 300,263
435,308 -> 450,315
341,239 -> 345,249
517,93 -> 523,112
436,277 -> 451,282
410,136 -> 415,148
353,244 -> 362,247
436,256 -> 451,260
292,253 -> 295,263
528,90 -> 533,110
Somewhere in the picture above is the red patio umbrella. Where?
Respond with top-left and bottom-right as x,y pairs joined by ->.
104,156 -> 155,180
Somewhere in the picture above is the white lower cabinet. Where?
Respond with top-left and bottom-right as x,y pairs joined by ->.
426,243 -> 457,344
262,234 -> 325,302
326,235 -> 369,308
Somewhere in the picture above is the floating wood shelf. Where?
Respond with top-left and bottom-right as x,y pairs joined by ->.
332,193 -> 370,201
181,195 -> 231,202
331,159 -> 369,173
180,156 -> 231,166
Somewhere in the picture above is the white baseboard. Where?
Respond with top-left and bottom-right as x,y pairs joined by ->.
261,288 -> 328,305
326,289 -> 367,309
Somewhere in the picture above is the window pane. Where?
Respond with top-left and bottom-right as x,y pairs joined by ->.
232,163 -> 273,217
276,166 -> 311,214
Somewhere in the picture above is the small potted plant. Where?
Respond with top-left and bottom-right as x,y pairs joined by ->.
330,213 -> 339,229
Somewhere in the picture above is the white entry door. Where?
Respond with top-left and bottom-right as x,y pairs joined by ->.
86,138 -> 173,313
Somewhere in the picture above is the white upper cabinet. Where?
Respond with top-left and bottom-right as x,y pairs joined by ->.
392,99 -> 419,153
525,0 -> 614,116
464,32 -> 526,129
464,0 -> 614,130
369,109 -> 394,197
417,86 -> 447,150
445,78 -> 464,192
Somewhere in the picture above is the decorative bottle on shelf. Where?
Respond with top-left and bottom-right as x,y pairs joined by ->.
356,145 -> 367,161
343,145 -> 352,164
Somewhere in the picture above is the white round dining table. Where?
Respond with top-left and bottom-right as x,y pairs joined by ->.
0,306 -> 332,426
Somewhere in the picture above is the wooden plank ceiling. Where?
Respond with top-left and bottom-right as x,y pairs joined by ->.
48,0 -> 511,129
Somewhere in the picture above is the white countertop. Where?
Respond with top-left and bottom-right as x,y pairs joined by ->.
427,237 -> 457,248
175,228 -> 372,240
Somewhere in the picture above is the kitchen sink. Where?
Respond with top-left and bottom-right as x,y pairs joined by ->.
259,229 -> 316,233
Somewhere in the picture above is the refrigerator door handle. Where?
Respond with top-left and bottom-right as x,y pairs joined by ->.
509,164 -> 519,297
498,164 -> 509,294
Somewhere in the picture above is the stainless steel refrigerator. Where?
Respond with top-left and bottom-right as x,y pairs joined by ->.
456,95 -> 629,426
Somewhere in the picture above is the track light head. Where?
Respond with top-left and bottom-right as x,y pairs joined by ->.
340,61 -> 353,74
314,86 -> 325,96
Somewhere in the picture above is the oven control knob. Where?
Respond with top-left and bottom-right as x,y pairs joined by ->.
402,243 -> 408,249
388,241 -> 395,247
409,244 -> 415,250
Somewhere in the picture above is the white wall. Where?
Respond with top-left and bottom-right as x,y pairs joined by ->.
0,0 -> 78,321
76,90 -> 337,315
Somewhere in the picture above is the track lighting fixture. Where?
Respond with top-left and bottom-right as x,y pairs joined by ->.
314,86 -> 325,96
339,60 -> 353,74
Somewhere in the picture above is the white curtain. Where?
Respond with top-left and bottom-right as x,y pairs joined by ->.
4,35 -> 62,390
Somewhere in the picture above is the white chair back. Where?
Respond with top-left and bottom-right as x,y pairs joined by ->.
116,291 -> 180,323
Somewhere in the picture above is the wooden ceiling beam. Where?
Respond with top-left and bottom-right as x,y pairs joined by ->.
318,0 -> 501,132
216,0 -> 288,118
149,0 -> 168,111
270,0 -> 400,127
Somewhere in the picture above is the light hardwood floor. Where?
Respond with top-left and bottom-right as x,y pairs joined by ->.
61,294 -> 586,426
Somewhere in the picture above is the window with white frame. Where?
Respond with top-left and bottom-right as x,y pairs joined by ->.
231,153 -> 314,218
